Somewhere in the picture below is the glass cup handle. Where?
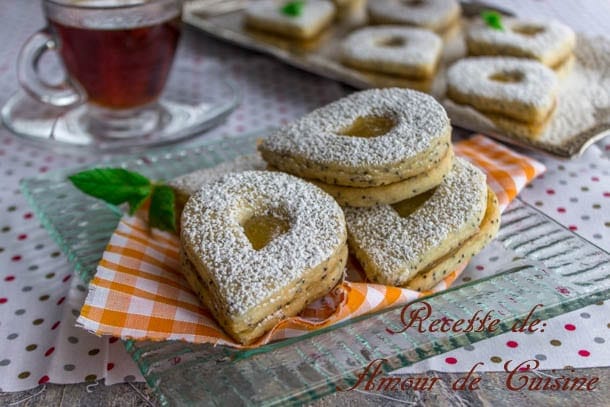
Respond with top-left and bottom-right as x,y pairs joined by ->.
17,29 -> 83,107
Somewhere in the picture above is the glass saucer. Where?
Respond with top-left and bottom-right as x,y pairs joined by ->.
1,62 -> 240,153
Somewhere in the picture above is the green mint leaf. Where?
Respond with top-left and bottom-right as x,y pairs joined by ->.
126,192 -> 150,215
481,10 -> 504,30
69,168 -> 152,214
281,1 -> 304,17
149,184 -> 176,232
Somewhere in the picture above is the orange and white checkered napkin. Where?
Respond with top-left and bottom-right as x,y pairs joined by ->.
77,136 -> 545,348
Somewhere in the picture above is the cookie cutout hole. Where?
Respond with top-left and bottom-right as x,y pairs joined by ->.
242,215 -> 290,250
377,36 -> 407,47
489,70 -> 524,83
401,0 -> 426,7
338,115 -> 396,138
512,24 -> 545,36
392,188 -> 437,218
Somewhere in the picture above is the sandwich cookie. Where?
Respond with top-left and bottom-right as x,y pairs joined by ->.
368,0 -> 461,33
169,154 -> 267,217
340,26 -> 443,79
344,157 -> 498,289
466,18 -> 576,71
259,88 -> 453,206
180,171 -> 347,345
446,57 -> 558,139
245,0 -> 336,40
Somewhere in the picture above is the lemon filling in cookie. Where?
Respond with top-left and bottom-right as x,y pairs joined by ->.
344,157 -> 491,287
180,171 -> 347,345
340,26 -> 443,79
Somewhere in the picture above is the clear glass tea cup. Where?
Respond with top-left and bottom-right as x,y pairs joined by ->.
18,0 -> 182,139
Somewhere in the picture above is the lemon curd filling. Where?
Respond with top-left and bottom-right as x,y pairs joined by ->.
377,36 -> 407,47
242,215 -> 290,250
512,24 -> 545,36
338,115 -> 396,138
489,70 -> 525,83
391,188 -> 437,218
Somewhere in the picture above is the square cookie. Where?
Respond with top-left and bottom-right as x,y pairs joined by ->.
245,0 -> 336,40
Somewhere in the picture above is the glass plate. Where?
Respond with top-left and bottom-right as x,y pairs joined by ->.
21,131 -> 610,406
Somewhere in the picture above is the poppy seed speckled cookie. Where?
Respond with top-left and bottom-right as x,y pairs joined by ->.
446,57 -> 558,125
340,26 -> 443,79
405,187 -> 500,291
308,147 -> 454,207
259,88 -> 452,194
344,157 -> 490,287
180,171 -> 347,345
466,18 -> 576,69
169,154 -> 267,217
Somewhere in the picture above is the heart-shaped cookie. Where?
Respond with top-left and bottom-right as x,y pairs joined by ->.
446,57 -> 558,125
180,171 -> 347,345
405,187 -> 500,291
467,18 -> 576,69
340,26 -> 443,79
344,157 -> 490,286
259,88 -> 452,192
368,0 -> 461,32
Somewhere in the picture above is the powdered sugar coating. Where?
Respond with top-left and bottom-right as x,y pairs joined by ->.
168,154 -> 266,198
467,18 -> 576,64
341,26 -> 442,69
447,57 -> 558,109
181,171 -> 346,317
368,0 -> 460,30
260,88 -> 450,168
444,34 -> 610,152
245,0 -> 335,31
344,157 -> 487,284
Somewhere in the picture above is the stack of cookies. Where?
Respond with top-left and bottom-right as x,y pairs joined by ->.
175,88 -> 502,344
259,88 -> 500,292
444,16 -> 574,140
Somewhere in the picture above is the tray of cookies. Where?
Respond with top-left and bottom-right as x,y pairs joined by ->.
183,0 -> 610,158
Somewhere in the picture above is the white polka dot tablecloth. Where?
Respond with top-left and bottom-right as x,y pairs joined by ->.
0,0 -> 609,393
